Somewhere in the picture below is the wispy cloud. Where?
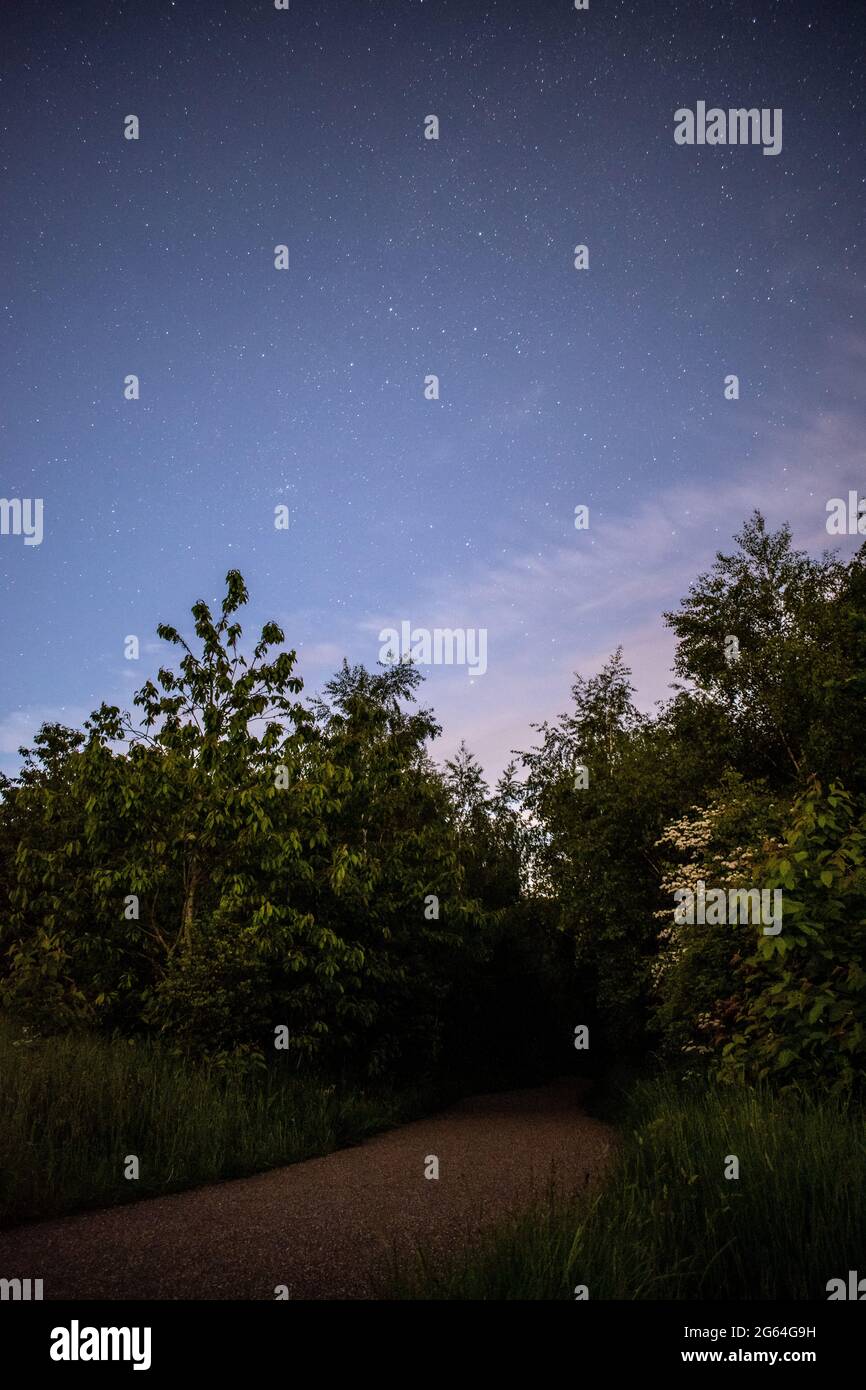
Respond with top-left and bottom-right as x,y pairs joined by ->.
368,408 -> 864,780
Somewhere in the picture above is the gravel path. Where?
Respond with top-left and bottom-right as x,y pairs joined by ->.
0,1078 -> 614,1300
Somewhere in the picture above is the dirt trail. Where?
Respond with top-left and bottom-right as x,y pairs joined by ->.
0,1078 -> 614,1300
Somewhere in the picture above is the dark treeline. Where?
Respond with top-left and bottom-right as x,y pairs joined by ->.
2,511 -> 865,1094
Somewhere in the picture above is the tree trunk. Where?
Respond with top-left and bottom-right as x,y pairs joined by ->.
181,860 -> 200,947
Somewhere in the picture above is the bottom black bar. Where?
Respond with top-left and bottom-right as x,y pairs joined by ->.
2,1299 -> 860,1375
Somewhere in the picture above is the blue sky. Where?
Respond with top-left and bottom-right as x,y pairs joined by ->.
1,0 -> 863,780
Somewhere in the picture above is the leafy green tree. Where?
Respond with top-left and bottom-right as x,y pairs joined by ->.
518,650 -> 670,1056
442,743 -> 522,910
0,574 -> 347,1052
0,725 -> 95,1029
304,662 -> 488,1077
812,544 -> 866,793
663,512 -> 848,786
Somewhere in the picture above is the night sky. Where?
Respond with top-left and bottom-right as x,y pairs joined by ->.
1,0 -> 864,778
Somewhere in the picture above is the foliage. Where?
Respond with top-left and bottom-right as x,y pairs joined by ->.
2,516 -> 866,1091
718,780 -> 866,1091
651,772 -> 787,1061
0,576 -> 494,1078
518,651 -> 676,1057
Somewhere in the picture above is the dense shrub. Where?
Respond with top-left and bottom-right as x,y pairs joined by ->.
718,781 -> 866,1091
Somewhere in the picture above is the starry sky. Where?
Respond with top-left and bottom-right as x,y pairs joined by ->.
1,0 -> 864,779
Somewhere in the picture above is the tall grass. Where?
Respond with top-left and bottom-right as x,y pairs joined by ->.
0,1017 -> 431,1228
391,1075 -> 866,1300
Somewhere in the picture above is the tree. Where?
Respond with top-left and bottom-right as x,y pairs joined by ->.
1,572 -> 346,1052
663,512 -> 846,785
305,662 -> 488,1076
519,650 -> 668,1056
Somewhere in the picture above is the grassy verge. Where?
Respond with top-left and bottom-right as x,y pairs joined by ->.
0,1017 -> 438,1228
389,1074 -> 866,1300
